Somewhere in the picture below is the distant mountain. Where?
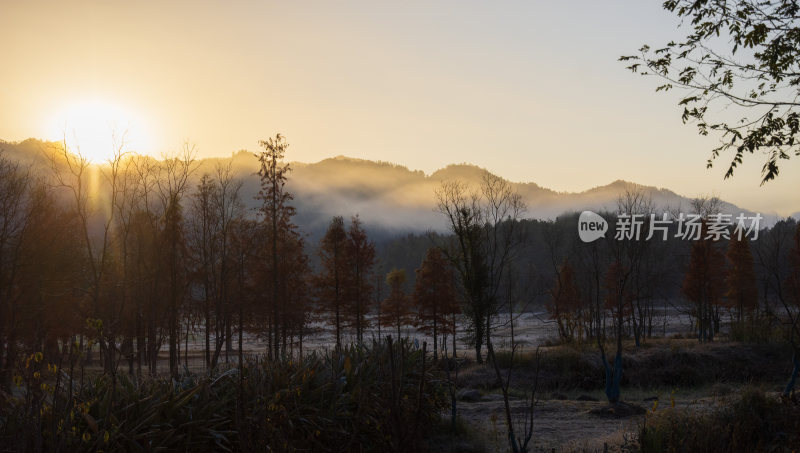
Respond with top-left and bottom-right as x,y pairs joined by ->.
0,139 -> 779,240
203,152 -> 776,239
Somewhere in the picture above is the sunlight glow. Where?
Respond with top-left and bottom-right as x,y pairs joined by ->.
45,99 -> 151,162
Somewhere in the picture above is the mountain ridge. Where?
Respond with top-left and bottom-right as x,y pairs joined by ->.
0,138 -> 786,237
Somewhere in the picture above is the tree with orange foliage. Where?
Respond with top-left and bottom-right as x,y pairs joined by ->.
344,216 -> 375,345
413,247 -> 458,360
380,269 -> 412,340
725,237 -> 758,322
547,258 -> 582,342
604,260 -> 635,324
682,233 -> 726,342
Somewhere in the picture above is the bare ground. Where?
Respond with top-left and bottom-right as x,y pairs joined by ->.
454,391 -> 728,453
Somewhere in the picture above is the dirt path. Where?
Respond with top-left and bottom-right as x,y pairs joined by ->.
457,397 -> 639,452
456,393 -> 726,452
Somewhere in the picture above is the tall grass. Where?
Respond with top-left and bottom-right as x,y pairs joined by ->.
0,339 -> 449,452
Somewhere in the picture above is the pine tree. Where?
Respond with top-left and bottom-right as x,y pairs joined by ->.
255,134 -> 306,358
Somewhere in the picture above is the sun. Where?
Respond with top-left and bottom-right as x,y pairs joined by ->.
45,99 -> 151,163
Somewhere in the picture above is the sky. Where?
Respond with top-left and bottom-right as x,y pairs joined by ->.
1,0 -> 798,216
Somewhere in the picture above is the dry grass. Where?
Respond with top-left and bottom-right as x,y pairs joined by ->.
0,339 -> 456,452
639,387 -> 800,453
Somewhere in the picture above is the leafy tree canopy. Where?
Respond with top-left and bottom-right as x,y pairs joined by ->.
621,0 -> 800,184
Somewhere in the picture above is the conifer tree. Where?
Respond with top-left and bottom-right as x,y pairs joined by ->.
413,247 -> 458,360
380,269 -> 411,340
726,237 -> 758,322
344,215 -> 375,345
317,216 -> 348,349
683,230 -> 726,342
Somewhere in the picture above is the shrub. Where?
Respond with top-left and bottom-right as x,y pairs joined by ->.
639,388 -> 800,452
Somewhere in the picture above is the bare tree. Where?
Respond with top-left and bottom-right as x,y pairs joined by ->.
214,162 -> 244,362
46,132 -> 129,373
595,188 -> 656,404
0,152 -> 33,388
754,218 -> 799,396
154,144 -> 196,377
435,172 -> 525,363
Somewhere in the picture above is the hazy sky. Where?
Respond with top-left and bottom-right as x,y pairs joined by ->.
2,1 -> 798,215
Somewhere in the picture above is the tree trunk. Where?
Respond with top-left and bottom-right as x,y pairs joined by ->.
452,313 -> 457,359
205,299 -> 211,370
602,349 -> 623,404
783,351 -> 800,397
433,315 -> 438,361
